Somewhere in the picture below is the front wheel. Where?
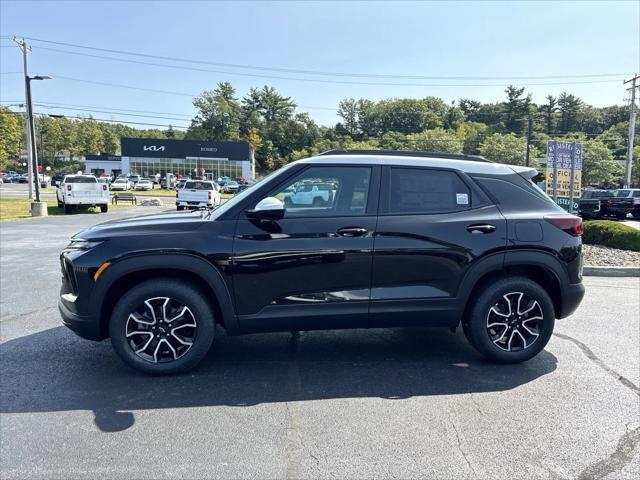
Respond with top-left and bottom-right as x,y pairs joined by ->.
109,279 -> 215,375
463,276 -> 555,363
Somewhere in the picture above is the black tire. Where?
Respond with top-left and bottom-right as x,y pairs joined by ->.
177,205 -> 185,211
616,213 -> 627,220
109,279 -> 215,375
100,204 -> 108,213
284,197 -> 293,208
463,276 -> 555,363
63,204 -> 72,214
57,199 -> 63,208
632,211 -> 640,220
312,197 -> 323,207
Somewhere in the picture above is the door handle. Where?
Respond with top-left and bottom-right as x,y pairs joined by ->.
466,224 -> 496,234
336,227 -> 368,237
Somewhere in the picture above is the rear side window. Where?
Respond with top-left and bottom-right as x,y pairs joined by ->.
388,168 -> 470,214
616,190 -> 631,198
634,191 -> 640,198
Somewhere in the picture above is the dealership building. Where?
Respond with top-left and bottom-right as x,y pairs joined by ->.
84,138 -> 253,180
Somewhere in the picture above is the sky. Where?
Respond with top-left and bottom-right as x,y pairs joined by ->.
0,0 -> 639,129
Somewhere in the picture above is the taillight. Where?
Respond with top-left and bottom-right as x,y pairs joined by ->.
66,185 -> 71,191
544,214 -> 583,236
607,199 -> 612,206
208,191 -> 212,200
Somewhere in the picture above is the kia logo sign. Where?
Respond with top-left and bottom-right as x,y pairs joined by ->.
143,145 -> 166,152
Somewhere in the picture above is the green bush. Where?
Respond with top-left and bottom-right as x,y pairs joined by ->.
582,220 -> 640,252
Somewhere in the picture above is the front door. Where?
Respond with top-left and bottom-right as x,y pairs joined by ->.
232,165 -> 380,334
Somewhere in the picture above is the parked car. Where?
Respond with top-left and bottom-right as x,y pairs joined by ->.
283,181 -> 334,207
52,173 -> 70,188
176,180 -> 221,210
16,174 -> 29,184
39,173 -> 51,188
110,178 -> 130,191
128,175 -> 141,187
56,174 -> 109,214
134,178 -> 153,191
59,150 -> 585,375
578,189 -> 615,219
609,189 -> 640,219
221,180 -> 240,194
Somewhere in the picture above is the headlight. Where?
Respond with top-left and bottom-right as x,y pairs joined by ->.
63,238 -> 103,252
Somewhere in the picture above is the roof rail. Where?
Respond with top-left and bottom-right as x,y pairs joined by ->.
318,149 -> 492,163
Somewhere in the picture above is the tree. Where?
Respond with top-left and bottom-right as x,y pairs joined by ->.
456,121 -> 489,155
404,128 -> 463,153
581,139 -> 623,185
503,85 -> 530,133
75,118 -> 103,155
557,92 -> 582,133
190,82 -> 241,141
479,133 -> 538,166
0,108 -> 23,170
540,95 -> 557,134
337,98 -> 359,137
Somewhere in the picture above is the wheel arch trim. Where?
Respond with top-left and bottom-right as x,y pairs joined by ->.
91,252 -> 239,336
457,249 -> 570,315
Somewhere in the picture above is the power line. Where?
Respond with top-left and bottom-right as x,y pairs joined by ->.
23,36 -> 633,81
27,45 -> 626,88
0,109 -> 189,129
1,100 -> 194,117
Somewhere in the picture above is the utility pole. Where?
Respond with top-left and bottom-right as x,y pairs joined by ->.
13,37 -> 34,199
624,74 -> 639,188
525,114 -> 533,167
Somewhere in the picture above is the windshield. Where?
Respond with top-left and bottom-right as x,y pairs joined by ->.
64,176 -> 97,184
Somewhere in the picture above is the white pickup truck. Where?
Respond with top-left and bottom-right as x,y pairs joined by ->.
56,175 -> 109,214
176,180 -> 221,210
284,182 -> 335,207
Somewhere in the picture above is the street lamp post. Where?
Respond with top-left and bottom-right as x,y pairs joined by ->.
25,75 -> 51,205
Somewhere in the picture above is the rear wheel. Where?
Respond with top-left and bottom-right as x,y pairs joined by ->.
109,279 -> 215,375
616,213 -> 627,220
463,276 -> 555,363
312,197 -> 323,207
63,204 -> 72,214
100,204 -> 108,213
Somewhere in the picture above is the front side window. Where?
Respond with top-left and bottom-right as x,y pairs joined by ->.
388,168 -> 470,214
272,166 -> 371,217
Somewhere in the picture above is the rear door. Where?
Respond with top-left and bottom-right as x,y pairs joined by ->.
232,165 -> 380,333
370,166 -> 506,327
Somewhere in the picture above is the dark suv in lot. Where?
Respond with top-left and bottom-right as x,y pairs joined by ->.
59,151 -> 585,374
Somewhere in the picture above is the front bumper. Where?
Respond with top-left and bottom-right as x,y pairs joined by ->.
558,282 -> 585,319
58,297 -> 103,341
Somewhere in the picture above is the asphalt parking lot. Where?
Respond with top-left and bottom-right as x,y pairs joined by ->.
1,209 -> 639,479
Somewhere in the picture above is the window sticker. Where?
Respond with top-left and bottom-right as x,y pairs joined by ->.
456,193 -> 469,205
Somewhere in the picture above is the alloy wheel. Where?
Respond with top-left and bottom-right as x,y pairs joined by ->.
486,292 -> 544,352
125,297 -> 197,363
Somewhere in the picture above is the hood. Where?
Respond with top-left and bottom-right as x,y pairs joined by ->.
74,210 -> 208,240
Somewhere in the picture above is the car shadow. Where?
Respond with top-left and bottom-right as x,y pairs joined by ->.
0,326 -> 557,432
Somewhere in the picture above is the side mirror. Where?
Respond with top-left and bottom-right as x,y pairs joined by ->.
246,196 -> 285,220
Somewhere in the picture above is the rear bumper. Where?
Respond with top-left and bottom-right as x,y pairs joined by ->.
558,282 -> 585,319
58,297 -> 103,341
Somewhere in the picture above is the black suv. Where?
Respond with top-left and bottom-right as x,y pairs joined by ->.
59,151 -> 585,375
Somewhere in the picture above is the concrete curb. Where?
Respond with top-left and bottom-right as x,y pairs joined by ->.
583,266 -> 640,277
